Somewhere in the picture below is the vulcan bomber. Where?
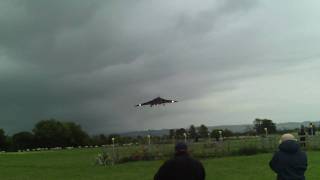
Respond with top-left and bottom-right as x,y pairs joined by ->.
135,97 -> 178,107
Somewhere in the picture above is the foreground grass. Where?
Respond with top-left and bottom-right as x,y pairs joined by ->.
0,148 -> 319,180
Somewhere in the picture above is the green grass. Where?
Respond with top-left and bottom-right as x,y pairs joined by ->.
0,148 -> 319,180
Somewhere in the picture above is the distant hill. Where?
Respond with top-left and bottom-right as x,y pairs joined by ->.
277,121 -> 320,130
119,121 -> 320,137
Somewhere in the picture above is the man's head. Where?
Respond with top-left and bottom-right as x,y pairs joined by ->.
175,142 -> 188,155
279,133 -> 296,144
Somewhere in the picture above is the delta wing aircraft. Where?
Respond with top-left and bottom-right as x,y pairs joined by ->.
135,97 -> 178,107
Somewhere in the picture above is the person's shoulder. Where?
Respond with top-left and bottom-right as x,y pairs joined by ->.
299,150 -> 307,157
160,158 -> 176,169
188,156 -> 204,165
272,150 -> 281,156
164,157 -> 176,164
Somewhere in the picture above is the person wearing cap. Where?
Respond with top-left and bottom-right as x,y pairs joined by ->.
154,142 -> 205,180
269,133 -> 308,180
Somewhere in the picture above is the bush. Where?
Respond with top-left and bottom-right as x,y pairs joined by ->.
96,146 -> 156,165
125,146 -> 156,162
95,148 -> 119,166
235,146 -> 268,156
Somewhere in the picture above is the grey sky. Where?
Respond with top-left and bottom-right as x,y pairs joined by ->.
1,0 -> 320,134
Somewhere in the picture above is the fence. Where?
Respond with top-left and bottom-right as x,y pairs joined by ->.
102,134 -> 320,164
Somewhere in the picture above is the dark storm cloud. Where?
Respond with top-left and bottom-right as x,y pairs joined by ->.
1,0 -> 320,134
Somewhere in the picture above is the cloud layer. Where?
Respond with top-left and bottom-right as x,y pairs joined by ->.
1,0 -> 320,134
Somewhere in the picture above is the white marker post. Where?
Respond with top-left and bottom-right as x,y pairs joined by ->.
264,128 -> 268,137
112,138 -> 115,154
218,130 -> 222,141
147,134 -> 151,145
183,133 -> 187,143
111,137 -> 115,165
208,132 -> 211,143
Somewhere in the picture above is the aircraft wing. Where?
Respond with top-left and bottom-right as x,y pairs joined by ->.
135,100 -> 152,107
163,99 -> 178,103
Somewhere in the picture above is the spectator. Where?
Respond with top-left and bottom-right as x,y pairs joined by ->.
298,126 -> 306,147
269,133 -> 307,180
154,142 -> 205,180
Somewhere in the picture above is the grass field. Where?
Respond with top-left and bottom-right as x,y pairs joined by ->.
0,148 -> 319,180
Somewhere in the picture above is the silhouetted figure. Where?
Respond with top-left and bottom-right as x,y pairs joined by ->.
269,134 -> 307,180
307,123 -> 316,136
154,142 -> 205,180
195,136 -> 199,142
298,126 -> 306,147
215,135 -> 219,142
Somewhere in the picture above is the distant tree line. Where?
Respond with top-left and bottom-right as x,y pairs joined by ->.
0,119 -> 151,152
0,118 -> 280,152
0,119 -> 91,151
0,119 -> 119,151
253,118 -> 276,135
169,124 -> 242,142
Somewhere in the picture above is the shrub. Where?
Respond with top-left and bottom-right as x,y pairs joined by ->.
118,146 -> 168,163
235,146 -> 268,156
95,148 -> 119,166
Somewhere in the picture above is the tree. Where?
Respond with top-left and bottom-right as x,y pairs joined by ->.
210,129 -> 222,140
63,122 -> 89,146
188,125 -> 198,139
222,129 -> 234,137
198,124 -> 209,138
91,134 -> 108,146
169,129 -> 175,139
0,129 -> 6,150
33,119 -> 69,147
12,132 -> 34,150
108,134 -> 120,144
175,128 -> 187,139
254,118 -> 277,135
33,119 -> 90,147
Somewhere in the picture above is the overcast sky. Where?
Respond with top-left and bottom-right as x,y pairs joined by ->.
1,0 -> 320,134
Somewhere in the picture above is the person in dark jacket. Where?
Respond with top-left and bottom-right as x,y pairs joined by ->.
269,133 -> 308,180
298,126 -> 306,147
154,142 -> 205,180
